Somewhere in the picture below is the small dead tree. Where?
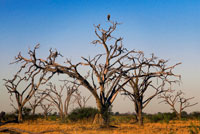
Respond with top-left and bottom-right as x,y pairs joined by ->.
29,91 -> 48,115
122,52 -> 181,125
4,51 -> 52,122
45,81 -> 77,120
73,90 -> 91,108
40,102 -> 53,119
159,90 -> 198,119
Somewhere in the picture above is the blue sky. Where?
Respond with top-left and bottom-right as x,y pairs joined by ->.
0,0 -> 200,113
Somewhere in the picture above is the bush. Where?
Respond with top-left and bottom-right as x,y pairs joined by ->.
4,112 -> 17,122
23,107 -> 32,116
163,113 -> 176,123
111,115 -> 134,124
189,112 -> 200,120
23,114 -> 43,121
68,107 -> 98,122
48,115 -> 58,121
146,112 -> 176,123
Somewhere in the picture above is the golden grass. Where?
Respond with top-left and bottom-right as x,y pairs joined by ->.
0,119 -> 199,134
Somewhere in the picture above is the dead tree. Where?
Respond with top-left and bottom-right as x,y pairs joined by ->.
12,17 -> 144,127
29,91 -> 48,115
122,52 -> 181,125
4,52 -> 52,122
44,81 -> 77,120
73,90 -> 91,108
159,90 -> 197,119
40,102 -> 53,119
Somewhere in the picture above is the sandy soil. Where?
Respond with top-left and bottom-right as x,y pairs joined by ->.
0,119 -> 199,134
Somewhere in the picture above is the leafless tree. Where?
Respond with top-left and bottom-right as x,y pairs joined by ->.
159,90 -> 197,119
73,90 -> 91,108
4,51 -> 52,122
44,81 -> 77,120
12,17 -> 147,126
122,52 -> 181,125
40,102 -> 53,119
29,91 -> 48,115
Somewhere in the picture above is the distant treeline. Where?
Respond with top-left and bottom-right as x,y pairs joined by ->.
1,107 -> 200,125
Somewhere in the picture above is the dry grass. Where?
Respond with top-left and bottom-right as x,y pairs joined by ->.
0,119 -> 199,134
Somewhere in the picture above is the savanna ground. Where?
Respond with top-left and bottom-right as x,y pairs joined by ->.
1,117 -> 200,134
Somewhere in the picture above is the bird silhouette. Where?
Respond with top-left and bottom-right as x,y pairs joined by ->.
107,14 -> 110,21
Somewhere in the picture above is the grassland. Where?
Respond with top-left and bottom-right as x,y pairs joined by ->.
0,119 -> 200,134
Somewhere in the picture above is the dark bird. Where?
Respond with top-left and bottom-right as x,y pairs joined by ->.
107,14 -> 110,21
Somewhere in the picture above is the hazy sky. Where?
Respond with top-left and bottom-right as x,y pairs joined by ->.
0,0 -> 200,114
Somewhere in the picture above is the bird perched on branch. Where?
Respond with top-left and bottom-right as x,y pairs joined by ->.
107,14 -> 110,21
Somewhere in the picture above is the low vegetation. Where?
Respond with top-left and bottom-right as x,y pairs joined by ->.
67,107 -> 99,122
1,111 -> 200,134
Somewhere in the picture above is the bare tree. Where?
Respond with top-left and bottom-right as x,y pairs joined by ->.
4,52 -> 52,122
29,91 -> 48,115
159,90 -> 197,119
40,102 -> 53,119
73,90 -> 91,108
12,17 -> 144,126
122,52 -> 181,125
44,81 -> 77,120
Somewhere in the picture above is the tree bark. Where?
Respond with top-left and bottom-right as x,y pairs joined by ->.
94,99 -> 111,127
32,106 -> 36,115
59,110 -> 65,121
18,107 -> 23,123
99,105 -> 110,127
178,113 -> 182,120
137,108 -> 143,126
135,100 -> 143,126
64,97 -> 71,117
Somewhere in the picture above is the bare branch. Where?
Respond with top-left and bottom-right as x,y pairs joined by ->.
159,90 -> 198,119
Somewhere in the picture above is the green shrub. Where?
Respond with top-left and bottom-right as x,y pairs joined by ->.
4,112 -> 17,121
111,115 -> 133,124
68,107 -> 98,122
163,113 -> 175,123
148,113 -> 163,123
189,112 -> 200,120
23,107 -> 32,116
49,115 -> 58,121
146,112 -> 176,123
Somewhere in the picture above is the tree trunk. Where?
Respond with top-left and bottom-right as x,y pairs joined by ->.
100,108 -> 109,127
178,113 -> 182,120
18,107 -> 23,123
174,110 -> 181,120
135,100 -> 143,126
64,97 -> 71,118
99,105 -> 111,127
137,107 -> 143,126
94,109 -> 110,127
59,111 -> 65,121
93,113 -> 103,125
32,107 -> 36,115
95,100 -> 110,127
44,112 -> 48,119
